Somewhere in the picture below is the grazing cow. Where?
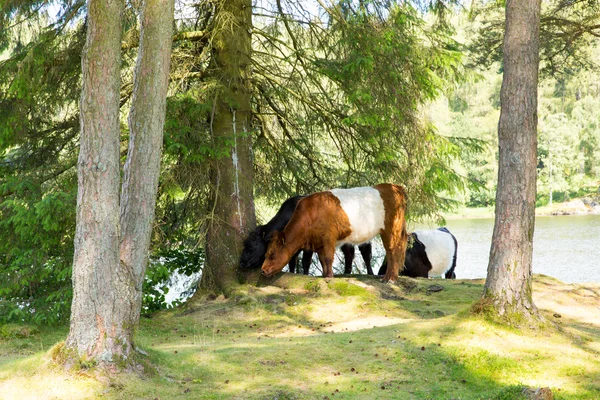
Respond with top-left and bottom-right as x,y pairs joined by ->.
239,195 -> 312,274
260,184 -> 408,283
378,227 -> 458,279
239,195 -> 373,275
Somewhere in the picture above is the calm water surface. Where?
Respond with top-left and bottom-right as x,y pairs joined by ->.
422,214 -> 600,284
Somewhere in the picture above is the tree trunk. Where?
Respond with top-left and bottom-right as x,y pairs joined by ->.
198,0 -> 256,295
119,0 -> 174,334
66,0 -> 127,361
65,0 -> 174,367
483,0 -> 543,324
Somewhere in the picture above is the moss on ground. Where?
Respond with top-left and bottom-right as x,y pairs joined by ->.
0,274 -> 599,399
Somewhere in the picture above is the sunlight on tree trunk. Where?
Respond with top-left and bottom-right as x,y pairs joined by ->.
482,0 -> 544,326
120,0 -> 175,340
198,0 -> 256,296
65,0 -> 127,362
65,0 -> 174,368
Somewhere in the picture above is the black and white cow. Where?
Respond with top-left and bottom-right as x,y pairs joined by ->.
378,227 -> 458,279
239,195 -> 373,275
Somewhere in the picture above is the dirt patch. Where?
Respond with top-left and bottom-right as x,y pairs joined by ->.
320,316 -> 413,332
534,279 -> 600,327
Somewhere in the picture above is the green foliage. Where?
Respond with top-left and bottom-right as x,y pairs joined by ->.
1,1 -> 483,321
0,10 -> 215,323
468,0 -> 600,77
319,3 -> 469,217
0,1 -> 85,324
155,94 -> 215,246
0,323 -> 39,338
164,94 -> 219,162
536,71 -> 600,197
433,18 -> 600,205
7,0 -> 600,325
0,178 -> 76,324
253,1 -> 470,219
429,68 -> 500,207
465,2 -> 600,204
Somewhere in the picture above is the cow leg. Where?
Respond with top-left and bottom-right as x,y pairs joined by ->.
341,244 -> 355,274
445,232 -> 458,279
378,256 -> 387,276
318,245 -> 335,278
302,250 -> 313,275
288,252 -> 298,274
318,254 -> 334,278
382,248 -> 404,283
380,222 -> 408,283
358,242 -> 373,275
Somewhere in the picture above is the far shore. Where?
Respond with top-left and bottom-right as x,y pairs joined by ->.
445,197 -> 600,220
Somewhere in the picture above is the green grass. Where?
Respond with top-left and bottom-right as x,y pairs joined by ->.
444,205 -> 496,219
1,275 -> 599,399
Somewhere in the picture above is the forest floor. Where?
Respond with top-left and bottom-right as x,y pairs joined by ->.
1,274 -> 599,399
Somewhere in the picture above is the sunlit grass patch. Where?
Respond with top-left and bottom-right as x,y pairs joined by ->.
0,275 -> 599,399
327,279 -> 374,297
0,350 -> 104,400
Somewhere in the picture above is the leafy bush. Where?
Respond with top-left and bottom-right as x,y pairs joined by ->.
0,323 -> 39,338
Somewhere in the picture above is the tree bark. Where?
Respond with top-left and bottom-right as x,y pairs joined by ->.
120,0 -> 174,335
66,0 -> 174,366
198,0 -> 256,295
483,0 -> 543,323
66,0 -> 127,361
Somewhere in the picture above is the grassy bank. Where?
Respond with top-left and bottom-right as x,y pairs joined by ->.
444,205 -> 495,220
1,274 -> 599,399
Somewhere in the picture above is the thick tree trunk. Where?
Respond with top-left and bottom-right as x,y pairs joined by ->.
198,0 -> 256,295
66,0 -> 127,361
483,0 -> 543,323
66,0 -> 174,366
120,0 -> 174,333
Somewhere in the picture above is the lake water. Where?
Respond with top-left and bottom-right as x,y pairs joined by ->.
329,214 -> 600,284
417,214 -> 600,284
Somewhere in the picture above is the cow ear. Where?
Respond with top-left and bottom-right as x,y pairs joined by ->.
273,231 -> 285,246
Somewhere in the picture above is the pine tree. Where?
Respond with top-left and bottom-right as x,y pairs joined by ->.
482,0 -> 544,325
65,0 -> 174,367
197,0 -> 256,295
65,0 -> 126,362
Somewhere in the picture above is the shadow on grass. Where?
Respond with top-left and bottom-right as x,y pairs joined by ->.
126,277 -> 573,399
249,271 -> 484,322
2,275 -> 599,399
0,325 -> 68,368
130,320 -> 539,400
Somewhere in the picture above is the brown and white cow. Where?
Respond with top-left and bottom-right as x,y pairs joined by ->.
260,183 -> 408,283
